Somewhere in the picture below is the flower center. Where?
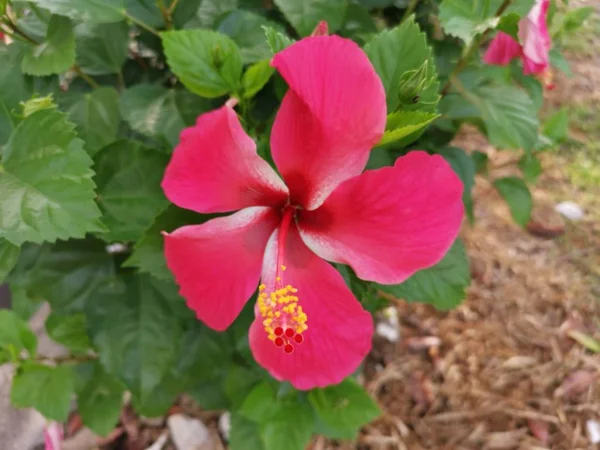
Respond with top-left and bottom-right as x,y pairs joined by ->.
257,206 -> 308,354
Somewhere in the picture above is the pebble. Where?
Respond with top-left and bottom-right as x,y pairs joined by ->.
167,414 -> 214,450
555,201 -> 584,221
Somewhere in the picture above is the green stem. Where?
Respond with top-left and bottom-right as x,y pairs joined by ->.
168,0 -> 181,14
72,65 -> 101,89
28,2 -> 49,23
401,0 -> 421,23
31,354 -> 97,364
440,0 -> 513,95
117,70 -> 126,91
157,0 -> 172,29
5,20 -> 38,45
122,11 -> 161,36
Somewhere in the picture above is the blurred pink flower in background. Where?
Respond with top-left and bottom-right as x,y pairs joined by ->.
44,422 -> 63,450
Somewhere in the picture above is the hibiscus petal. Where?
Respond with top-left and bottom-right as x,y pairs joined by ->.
519,0 -> 551,68
249,226 -> 373,389
164,207 -> 280,331
162,104 -> 288,214
484,32 -> 522,66
297,151 -> 464,285
270,36 -> 386,211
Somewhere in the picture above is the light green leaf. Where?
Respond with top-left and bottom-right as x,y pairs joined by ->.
542,108 -> 569,143
119,85 -> 211,147
559,6 -> 594,34
0,310 -> 37,356
21,15 -> 75,76
28,0 -> 125,23
123,205 -> 199,281
274,0 -> 347,36
230,414 -> 265,450
469,85 -> 539,151
218,11 -> 283,64
85,275 -> 185,411
242,60 -> 275,99
364,17 -> 439,113
239,382 -> 277,422
0,109 -> 104,245
263,26 -> 295,54
93,141 -> 168,242
436,147 -> 476,222
61,87 -> 121,155
377,240 -> 471,310
494,177 -> 532,226
162,29 -> 243,98
519,153 -> 542,183
77,362 -> 124,437
549,48 -> 571,76
195,0 -> 237,28
0,238 -> 20,284
309,379 -> 379,440
46,313 -> 92,353
261,398 -> 314,450
439,0 -> 500,44
75,21 -> 129,75
378,111 -> 440,147
11,363 -> 74,421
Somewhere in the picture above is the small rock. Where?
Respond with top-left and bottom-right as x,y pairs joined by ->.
587,420 -> 600,444
555,201 -> 584,221
375,307 -> 400,342
526,204 -> 565,238
146,432 -> 169,450
167,414 -> 214,450
218,413 -> 231,441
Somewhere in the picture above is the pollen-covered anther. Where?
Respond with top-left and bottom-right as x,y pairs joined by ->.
257,282 -> 307,353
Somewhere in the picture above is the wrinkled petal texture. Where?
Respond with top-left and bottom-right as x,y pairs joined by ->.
519,0 -> 551,73
162,104 -> 288,214
484,32 -> 522,66
249,226 -> 373,389
164,207 -> 280,331
297,151 -> 464,285
270,36 -> 387,211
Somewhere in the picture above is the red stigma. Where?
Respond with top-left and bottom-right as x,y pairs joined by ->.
274,337 -> 284,347
284,328 -> 295,338
294,334 -> 304,344
284,344 -> 294,354
274,326 -> 284,336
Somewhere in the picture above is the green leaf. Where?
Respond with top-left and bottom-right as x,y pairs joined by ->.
11,363 -> 74,421
77,362 -> 124,437
274,0 -> 347,36
0,238 -> 20,284
21,15 -> 75,76
549,48 -> 571,76
263,26 -> 295,54
559,6 -> 594,33
119,84 -> 211,147
28,0 -> 125,23
261,398 -> 314,450
230,414 -> 266,450
61,87 -> 121,155
123,205 -> 200,281
242,60 -> 276,99
0,310 -> 37,356
542,108 -> 569,143
224,366 -> 261,409
94,140 -> 169,242
85,274 -> 185,412
436,147 -> 476,222
364,18 -> 439,113
239,382 -> 277,422
194,0 -> 237,28
0,109 -> 104,245
494,177 -> 532,226
377,240 -> 470,310
162,29 -> 243,98
218,11 -> 282,64
519,153 -> 542,184
439,0 -> 500,44
471,150 -> 489,174
0,45 -> 32,144
75,21 -> 129,75
378,111 -> 440,147
469,85 -> 539,151
46,313 -> 92,353
309,379 -> 380,440
24,239 -> 115,313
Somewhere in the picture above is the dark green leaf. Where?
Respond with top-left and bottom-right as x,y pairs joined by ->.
436,147 -> 476,222
195,0 -> 238,28
364,18 -> 439,113
22,15 -> 75,76
0,238 -> 20,283
46,313 -> 92,353
439,0 -> 501,44
162,29 -> 243,98
0,45 -> 31,144
61,87 -> 121,155
123,205 -> 201,281
519,153 -> 542,184
263,26 -> 295,54
377,240 -> 470,310
494,177 -> 532,226
11,363 -> 74,421
542,108 -> 569,143
239,382 -> 277,422
273,0 -> 347,36
119,85 -> 211,147
309,379 -> 379,440
77,362 -> 125,437
471,150 -> 489,174
0,310 -> 37,356
224,366 -> 261,409
242,60 -> 275,99
260,398 -> 314,450
0,109 -> 104,245
230,414 -> 266,450
75,21 -> 129,75
549,48 -> 571,76
94,140 -> 169,242
29,0 -> 125,23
